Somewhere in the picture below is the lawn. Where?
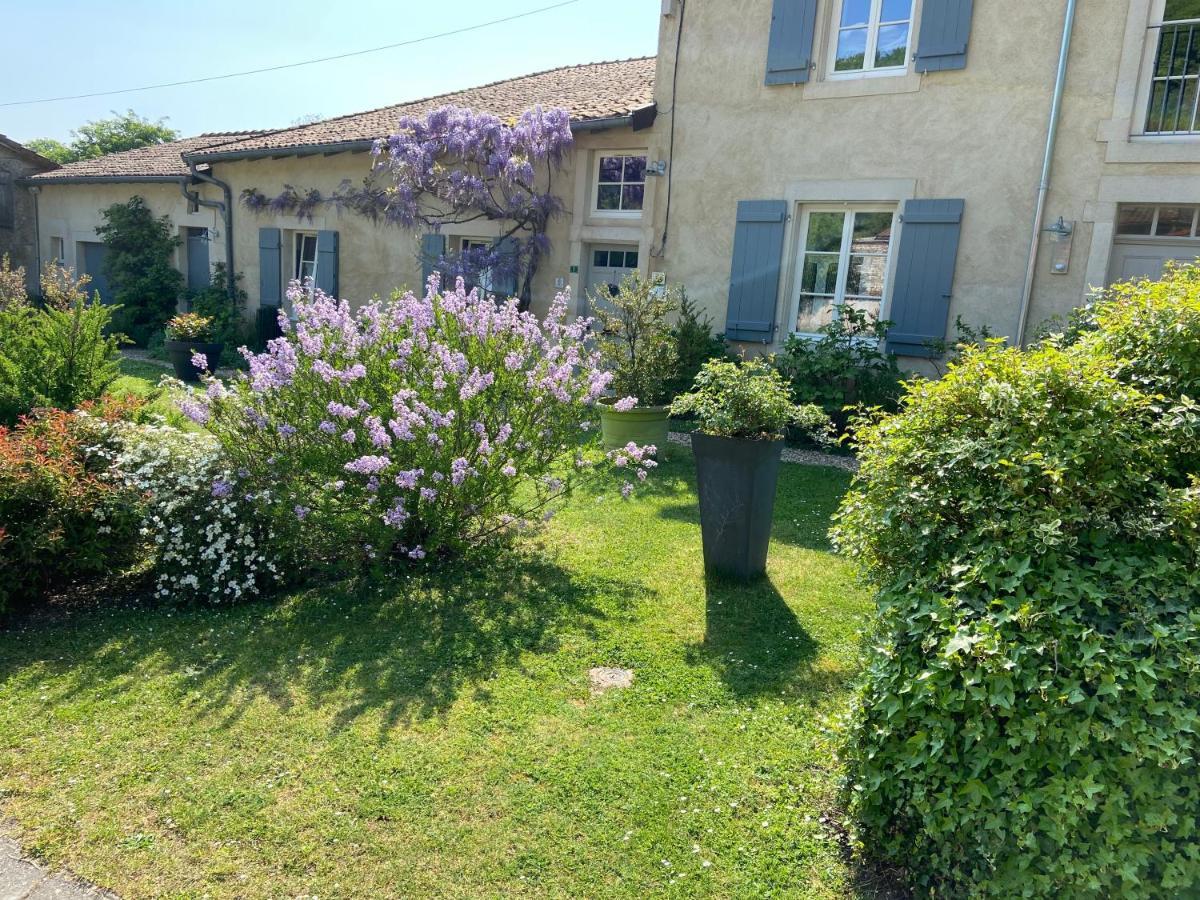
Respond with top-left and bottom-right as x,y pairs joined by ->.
0,424 -> 877,896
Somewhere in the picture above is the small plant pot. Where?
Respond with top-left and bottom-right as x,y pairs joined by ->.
598,399 -> 671,454
166,340 -> 223,382
691,432 -> 784,580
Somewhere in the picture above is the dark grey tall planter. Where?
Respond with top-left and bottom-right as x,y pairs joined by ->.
691,432 -> 784,580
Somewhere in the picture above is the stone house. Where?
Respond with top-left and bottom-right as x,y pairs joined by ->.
22,1 -> 1200,356
0,134 -> 56,293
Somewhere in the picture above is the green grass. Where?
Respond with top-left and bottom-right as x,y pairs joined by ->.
0,458 -> 877,898
109,356 -> 196,427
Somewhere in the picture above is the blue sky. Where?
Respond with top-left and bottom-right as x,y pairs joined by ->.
2,0 -> 659,144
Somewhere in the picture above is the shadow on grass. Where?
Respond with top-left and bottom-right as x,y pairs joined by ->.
1,549 -> 646,738
685,572 -> 820,699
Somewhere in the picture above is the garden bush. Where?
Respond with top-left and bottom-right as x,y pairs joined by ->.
95,196 -> 184,346
593,273 -> 678,407
833,332 -> 1200,896
662,292 -> 730,400
185,264 -> 251,367
0,403 -> 143,615
774,306 -> 905,429
178,278 -> 653,573
0,286 -> 125,425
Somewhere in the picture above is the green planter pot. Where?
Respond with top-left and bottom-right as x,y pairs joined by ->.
598,400 -> 671,453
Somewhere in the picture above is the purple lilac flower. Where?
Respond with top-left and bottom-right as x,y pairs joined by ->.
327,401 -> 359,419
191,351 -> 208,371
319,420 -> 337,435
451,457 -> 471,486
620,482 -> 634,499
383,501 -> 409,529
408,546 -> 426,560
211,479 -> 233,498
344,455 -> 391,475
278,423 -> 297,437
502,463 -> 517,477
365,416 -> 392,448
180,399 -> 210,425
394,469 -> 423,489
294,505 -> 311,521
420,487 -> 438,502
613,396 -> 638,413
341,429 -> 357,443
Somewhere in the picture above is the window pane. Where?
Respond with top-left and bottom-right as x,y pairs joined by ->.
852,212 -> 894,245
796,295 -> 835,333
1117,206 -> 1155,236
1146,81 -> 1169,131
875,23 -> 910,67
623,156 -> 647,183
622,184 -> 645,210
1165,0 -> 1200,23
598,157 -> 623,183
597,184 -> 622,210
835,27 -> 869,71
802,254 -> 841,294
593,250 -> 609,267
846,255 -> 889,297
806,212 -> 846,252
880,0 -> 912,21
1156,206 -> 1196,236
840,0 -> 870,27
845,297 -> 882,320
624,251 -> 639,268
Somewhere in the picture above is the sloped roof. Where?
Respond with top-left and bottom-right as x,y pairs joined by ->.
27,131 -> 265,183
188,56 -> 657,161
0,134 -> 58,171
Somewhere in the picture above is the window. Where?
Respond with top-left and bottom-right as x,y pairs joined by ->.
594,155 -> 647,214
830,0 -> 914,77
792,206 -> 896,334
1145,0 -> 1200,134
459,237 -> 494,292
0,169 -> 12,230
293,232 -> 318,284
1117,203 -> 1200,237
592,248 -> 640,269
50,236 -> 65,263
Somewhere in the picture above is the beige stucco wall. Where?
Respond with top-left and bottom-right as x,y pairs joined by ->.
36,180 -> 222,285
649,0 -> 1200,349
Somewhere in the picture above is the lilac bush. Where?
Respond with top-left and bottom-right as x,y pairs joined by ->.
180,277 -> 652,570
242,105 -> 574,310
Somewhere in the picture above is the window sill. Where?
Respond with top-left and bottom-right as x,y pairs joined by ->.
1098,118 -> 1200,163
803,71 -> 922,101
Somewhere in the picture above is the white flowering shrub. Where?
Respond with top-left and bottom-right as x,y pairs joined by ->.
99,421 -> 284,603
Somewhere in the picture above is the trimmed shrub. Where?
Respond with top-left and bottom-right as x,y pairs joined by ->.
663,292 -> 730,400
95,196 -> 183,346
834,335 -> 1200,896
177,279 -> 652,574
0,404 -> 143,614
0,292 -> 125,425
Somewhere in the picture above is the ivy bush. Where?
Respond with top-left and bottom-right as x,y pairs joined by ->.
178,279 -> 652,572
834,326 -> 1200,893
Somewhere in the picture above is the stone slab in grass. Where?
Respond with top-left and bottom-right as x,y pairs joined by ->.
589,666 -> 634,694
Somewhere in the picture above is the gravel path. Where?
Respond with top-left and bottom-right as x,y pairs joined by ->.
668,432 -> 859,472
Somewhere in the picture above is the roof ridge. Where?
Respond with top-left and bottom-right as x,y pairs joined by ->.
245,56 -> 657,139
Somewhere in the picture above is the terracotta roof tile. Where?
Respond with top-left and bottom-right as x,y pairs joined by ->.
189,57 -> 657,159
27,132 -> 266,182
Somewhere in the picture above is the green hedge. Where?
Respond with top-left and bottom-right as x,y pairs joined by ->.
833,268 -> 1200,896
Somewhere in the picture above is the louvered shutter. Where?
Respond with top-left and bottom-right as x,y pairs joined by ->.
886,199 -> 965,357
765,0 -> 820,85
724,200 -> 788,343
914,0 -> 975,72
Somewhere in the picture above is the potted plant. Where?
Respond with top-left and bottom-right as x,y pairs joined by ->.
671,358 -> 831,580
165,313 -> 223,382
594,273 -> 679,451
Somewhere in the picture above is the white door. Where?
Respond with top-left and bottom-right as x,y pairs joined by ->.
1108,241 -> 1200,284
585,245 -> 640,314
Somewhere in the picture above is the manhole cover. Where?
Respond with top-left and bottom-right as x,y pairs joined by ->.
588,667 -> 634,694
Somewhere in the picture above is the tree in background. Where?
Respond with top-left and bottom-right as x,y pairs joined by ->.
242,105 -> 573,311
95,197 -> 183,346
27,111 -> 178,164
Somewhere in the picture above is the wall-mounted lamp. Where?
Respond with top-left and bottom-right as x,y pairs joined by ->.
1044,216 -> 1075,275
1044,216 -> 1073,237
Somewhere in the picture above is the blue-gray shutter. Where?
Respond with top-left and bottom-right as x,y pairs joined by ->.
724,200 -> 788,342
491,235 -> 519,297
914,0 -> 975,72
765,0 -> 819,85
886,199 -> 965,357
316,229 -> 339,297
421,233 -> 445,288
258,227 -> 282,307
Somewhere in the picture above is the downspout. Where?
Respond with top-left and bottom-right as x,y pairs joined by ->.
181,161 -> 236,296
29,186 -> 41,297
1016,0 -> 1078,347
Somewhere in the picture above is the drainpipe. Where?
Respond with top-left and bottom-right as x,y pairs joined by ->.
1016,0 -> 1078,347
181,161 -> 236,296
28,186 -> 41,297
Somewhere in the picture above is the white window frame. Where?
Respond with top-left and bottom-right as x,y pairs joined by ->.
292,231 -> 319,287
459,237 -> 495,292
591,152 -> 648,218
788,204 -> 899,338
1115,203 -> 1200,239
1138,0 -> 1200,135
826,0 -> 915,80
